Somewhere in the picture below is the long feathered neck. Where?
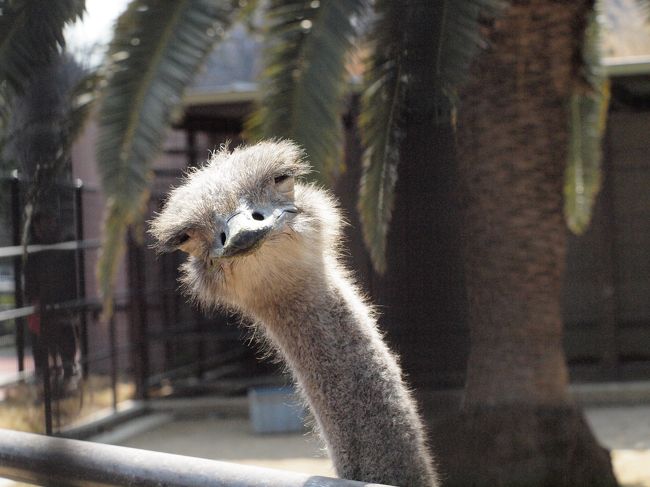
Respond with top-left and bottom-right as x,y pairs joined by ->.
249,257 -> 437,486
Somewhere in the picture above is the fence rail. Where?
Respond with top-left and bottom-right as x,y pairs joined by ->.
0,238 -> 101,259
0,429 -> 390,487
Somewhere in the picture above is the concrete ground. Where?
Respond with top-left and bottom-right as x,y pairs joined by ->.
585,405 -> 650,487
115,415 -> 335,477
102,402 -> 650,486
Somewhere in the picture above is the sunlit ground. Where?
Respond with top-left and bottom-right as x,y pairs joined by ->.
0,376 -> 133,433
611,450 -> 650,487
586,406 -> 650,487
120,416 -> 334,477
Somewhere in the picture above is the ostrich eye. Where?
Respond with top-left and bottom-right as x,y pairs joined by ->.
274,174 -> 290,184
274,174 -> 294,196
174,232 -> 191,246
171,229 -> 199,255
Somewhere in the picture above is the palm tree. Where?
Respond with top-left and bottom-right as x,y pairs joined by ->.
0,1 -> 85,104
0,1 -> 94,237
3,52 -> 92,250
448,1 -> 618,484
0,1 -> 85,179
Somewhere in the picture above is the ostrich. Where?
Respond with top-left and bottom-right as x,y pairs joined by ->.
150,140 -> 437,486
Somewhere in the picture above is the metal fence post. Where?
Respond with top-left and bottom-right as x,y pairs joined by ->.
10,175 -> 25,373
109,315 -> 118,411
40,312 -> 53,436
128,230 -> 149,400
73,179 -> 89,378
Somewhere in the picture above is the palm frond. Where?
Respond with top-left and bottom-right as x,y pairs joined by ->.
96,0 -> 237,315
0,0 -> 85,96
564,7 -> 609,234
358,0 -> 503,273
435,1 -> 504,103
0,52 -> 90,272
0,87 -> 11,168
236,0 -> 262,26
249,0 -> 368,182
357,0 -> 408,275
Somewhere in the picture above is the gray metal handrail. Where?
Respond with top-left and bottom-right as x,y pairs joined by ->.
0,429 -> 392,487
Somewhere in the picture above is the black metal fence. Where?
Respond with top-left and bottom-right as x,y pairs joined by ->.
0,174 -> 275,436
0,175 -> 125,435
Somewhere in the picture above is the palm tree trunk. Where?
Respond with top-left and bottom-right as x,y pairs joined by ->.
446,0 -> 618,485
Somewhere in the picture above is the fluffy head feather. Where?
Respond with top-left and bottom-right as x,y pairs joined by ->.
149,140 -> 343,314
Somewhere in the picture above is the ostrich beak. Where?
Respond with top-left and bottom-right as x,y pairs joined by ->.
220,214 -> 272,258
212,205 -> 297,259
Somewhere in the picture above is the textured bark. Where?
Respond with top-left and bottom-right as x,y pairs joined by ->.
451,0 -> 618,485
430,405 -> 618,487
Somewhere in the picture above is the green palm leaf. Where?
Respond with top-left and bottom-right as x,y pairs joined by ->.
357,0 -> 408,275
96,0 -> 237,316
249,0 -> 368,182
359,0 -> 502,273
0,0 -> 85,96
435,1 -> 504,100
564,7 -> 609,235
4,53 -> 93,259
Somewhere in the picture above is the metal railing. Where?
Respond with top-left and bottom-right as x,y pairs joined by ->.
0,429 -> 390,487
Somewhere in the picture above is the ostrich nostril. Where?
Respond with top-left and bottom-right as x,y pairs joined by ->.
251,211 -> 265,221
220,232 -> 226,245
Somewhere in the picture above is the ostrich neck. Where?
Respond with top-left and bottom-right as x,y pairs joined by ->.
251,264 -> 436,486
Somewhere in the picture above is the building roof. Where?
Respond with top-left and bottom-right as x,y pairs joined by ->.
185,24 -> 261,105
604,55 -> 650,76
183,0 -> 650,105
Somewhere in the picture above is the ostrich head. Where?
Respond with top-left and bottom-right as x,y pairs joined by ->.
149,140 -> 342,314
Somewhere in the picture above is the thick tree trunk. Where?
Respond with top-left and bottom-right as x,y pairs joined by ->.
444,1 -> 618,485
